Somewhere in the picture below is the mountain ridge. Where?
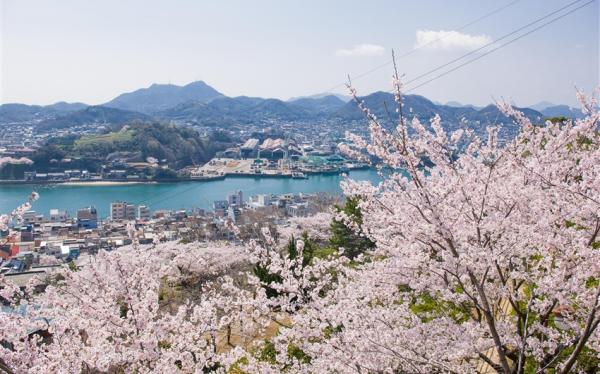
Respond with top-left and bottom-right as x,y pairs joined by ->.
103,81 -> 225,114
1,81 -> 583,130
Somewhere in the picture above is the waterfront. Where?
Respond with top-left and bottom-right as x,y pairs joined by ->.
0,168 -> 381,219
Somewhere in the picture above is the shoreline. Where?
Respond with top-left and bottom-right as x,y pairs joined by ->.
62,181 -> 157,186
0,166 -> 372,186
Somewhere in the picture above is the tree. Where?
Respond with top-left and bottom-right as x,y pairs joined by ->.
329,196 -> 375,259
0,241 -> 263,373
247,75 -> 600,372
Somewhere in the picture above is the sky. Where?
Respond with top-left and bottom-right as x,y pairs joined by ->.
1,0 -> 598,107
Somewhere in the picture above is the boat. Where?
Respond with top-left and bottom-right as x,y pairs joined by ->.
292,172 -> 308,179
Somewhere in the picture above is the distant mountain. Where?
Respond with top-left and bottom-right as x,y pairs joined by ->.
529,101 -> 556,111
0,102 -> 89,123
45,101 -> 89,112
288,92 -> 351,103
333,91 -> 451,122
540,105 -> 584,119
445,101 -> 463,107
104,81 -> 224,114
332,91 -> 544,140
38,106 -> 151,130
0,103 -> 49,123
2,81 -> 572,139
288,95 -> 346,115
158,96 -> 310,124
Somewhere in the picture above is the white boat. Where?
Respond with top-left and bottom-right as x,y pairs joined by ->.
292,172 -> 308,179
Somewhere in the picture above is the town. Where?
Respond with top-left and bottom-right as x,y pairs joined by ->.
0,189 -> 338,284
0,126 -> 370,184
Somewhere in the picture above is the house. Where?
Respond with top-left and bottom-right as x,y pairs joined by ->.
49,209 -> 68,223
77,206 -> 98,229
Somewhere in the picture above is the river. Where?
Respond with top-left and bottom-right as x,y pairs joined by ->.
0,169 -> 381,219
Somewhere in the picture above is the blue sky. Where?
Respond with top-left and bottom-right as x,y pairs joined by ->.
1,0 -> 598,107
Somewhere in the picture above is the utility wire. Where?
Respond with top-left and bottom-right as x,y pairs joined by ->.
323,0 -> 523,93
403,0 -> 595,93
402,0 -> 586,88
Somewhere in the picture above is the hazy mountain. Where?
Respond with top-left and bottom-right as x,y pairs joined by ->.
0,102 -> 89,123
540,105 -> 584,119
332,91 -> 544,140
0,104 -> 49,123
334,92 -> 453,122
288,95 -> 346,115
104,81 -> 224,114
288,92 -> 351,102
2,81 -> 565,137
46,101 -> 89,112
38,106 -> 151,130
529,101 -> 556,111
158,96 -> 310,124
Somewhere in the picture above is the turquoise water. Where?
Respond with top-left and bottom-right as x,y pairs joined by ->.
0,169 -> 381,219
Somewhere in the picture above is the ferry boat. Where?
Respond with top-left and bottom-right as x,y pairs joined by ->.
291,172 -> 308,179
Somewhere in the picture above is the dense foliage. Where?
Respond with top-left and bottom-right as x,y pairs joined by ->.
329,196 -> 375,259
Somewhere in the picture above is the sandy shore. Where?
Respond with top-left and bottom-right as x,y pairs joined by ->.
62,181 -> 157,186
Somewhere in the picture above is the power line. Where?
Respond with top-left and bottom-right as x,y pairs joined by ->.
323,0 -> 524,93
403,0 -> 595,93
402,0 -> 586,88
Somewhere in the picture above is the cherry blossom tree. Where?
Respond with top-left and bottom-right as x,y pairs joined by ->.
0,192 -> 38,231
0,241 -> 264,373
246,76 -> 600,372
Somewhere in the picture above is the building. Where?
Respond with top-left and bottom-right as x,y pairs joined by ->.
227,206 -> 241,222
227,190 -> 244,207
18,225 -> 34,242
110,201 -> 136,220
213,200 -> 229,218
137,205 -> 151,220
286,202 -> 309,217
248,194 -> 272,208
258,138 -> 287,160
24,171 -> 36,181
77,206 -> 98,229
49,209 -> 68,223
213,200 -> 228,210
240,138 -> 259,158
23,210 -> 44,224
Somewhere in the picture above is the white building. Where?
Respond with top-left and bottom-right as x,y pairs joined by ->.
49,209 -> 69,223
137,205 -> 151,220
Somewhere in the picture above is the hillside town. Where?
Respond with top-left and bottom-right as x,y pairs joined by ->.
0,121 -> 371,183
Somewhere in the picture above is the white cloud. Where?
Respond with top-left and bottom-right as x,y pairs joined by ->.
336,44 -> 385,57
415,30 -> 492,51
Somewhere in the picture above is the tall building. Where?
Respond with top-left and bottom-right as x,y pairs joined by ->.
110,201 -> 136,220
137,205 -> 150,220
227,190 -> 243,207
